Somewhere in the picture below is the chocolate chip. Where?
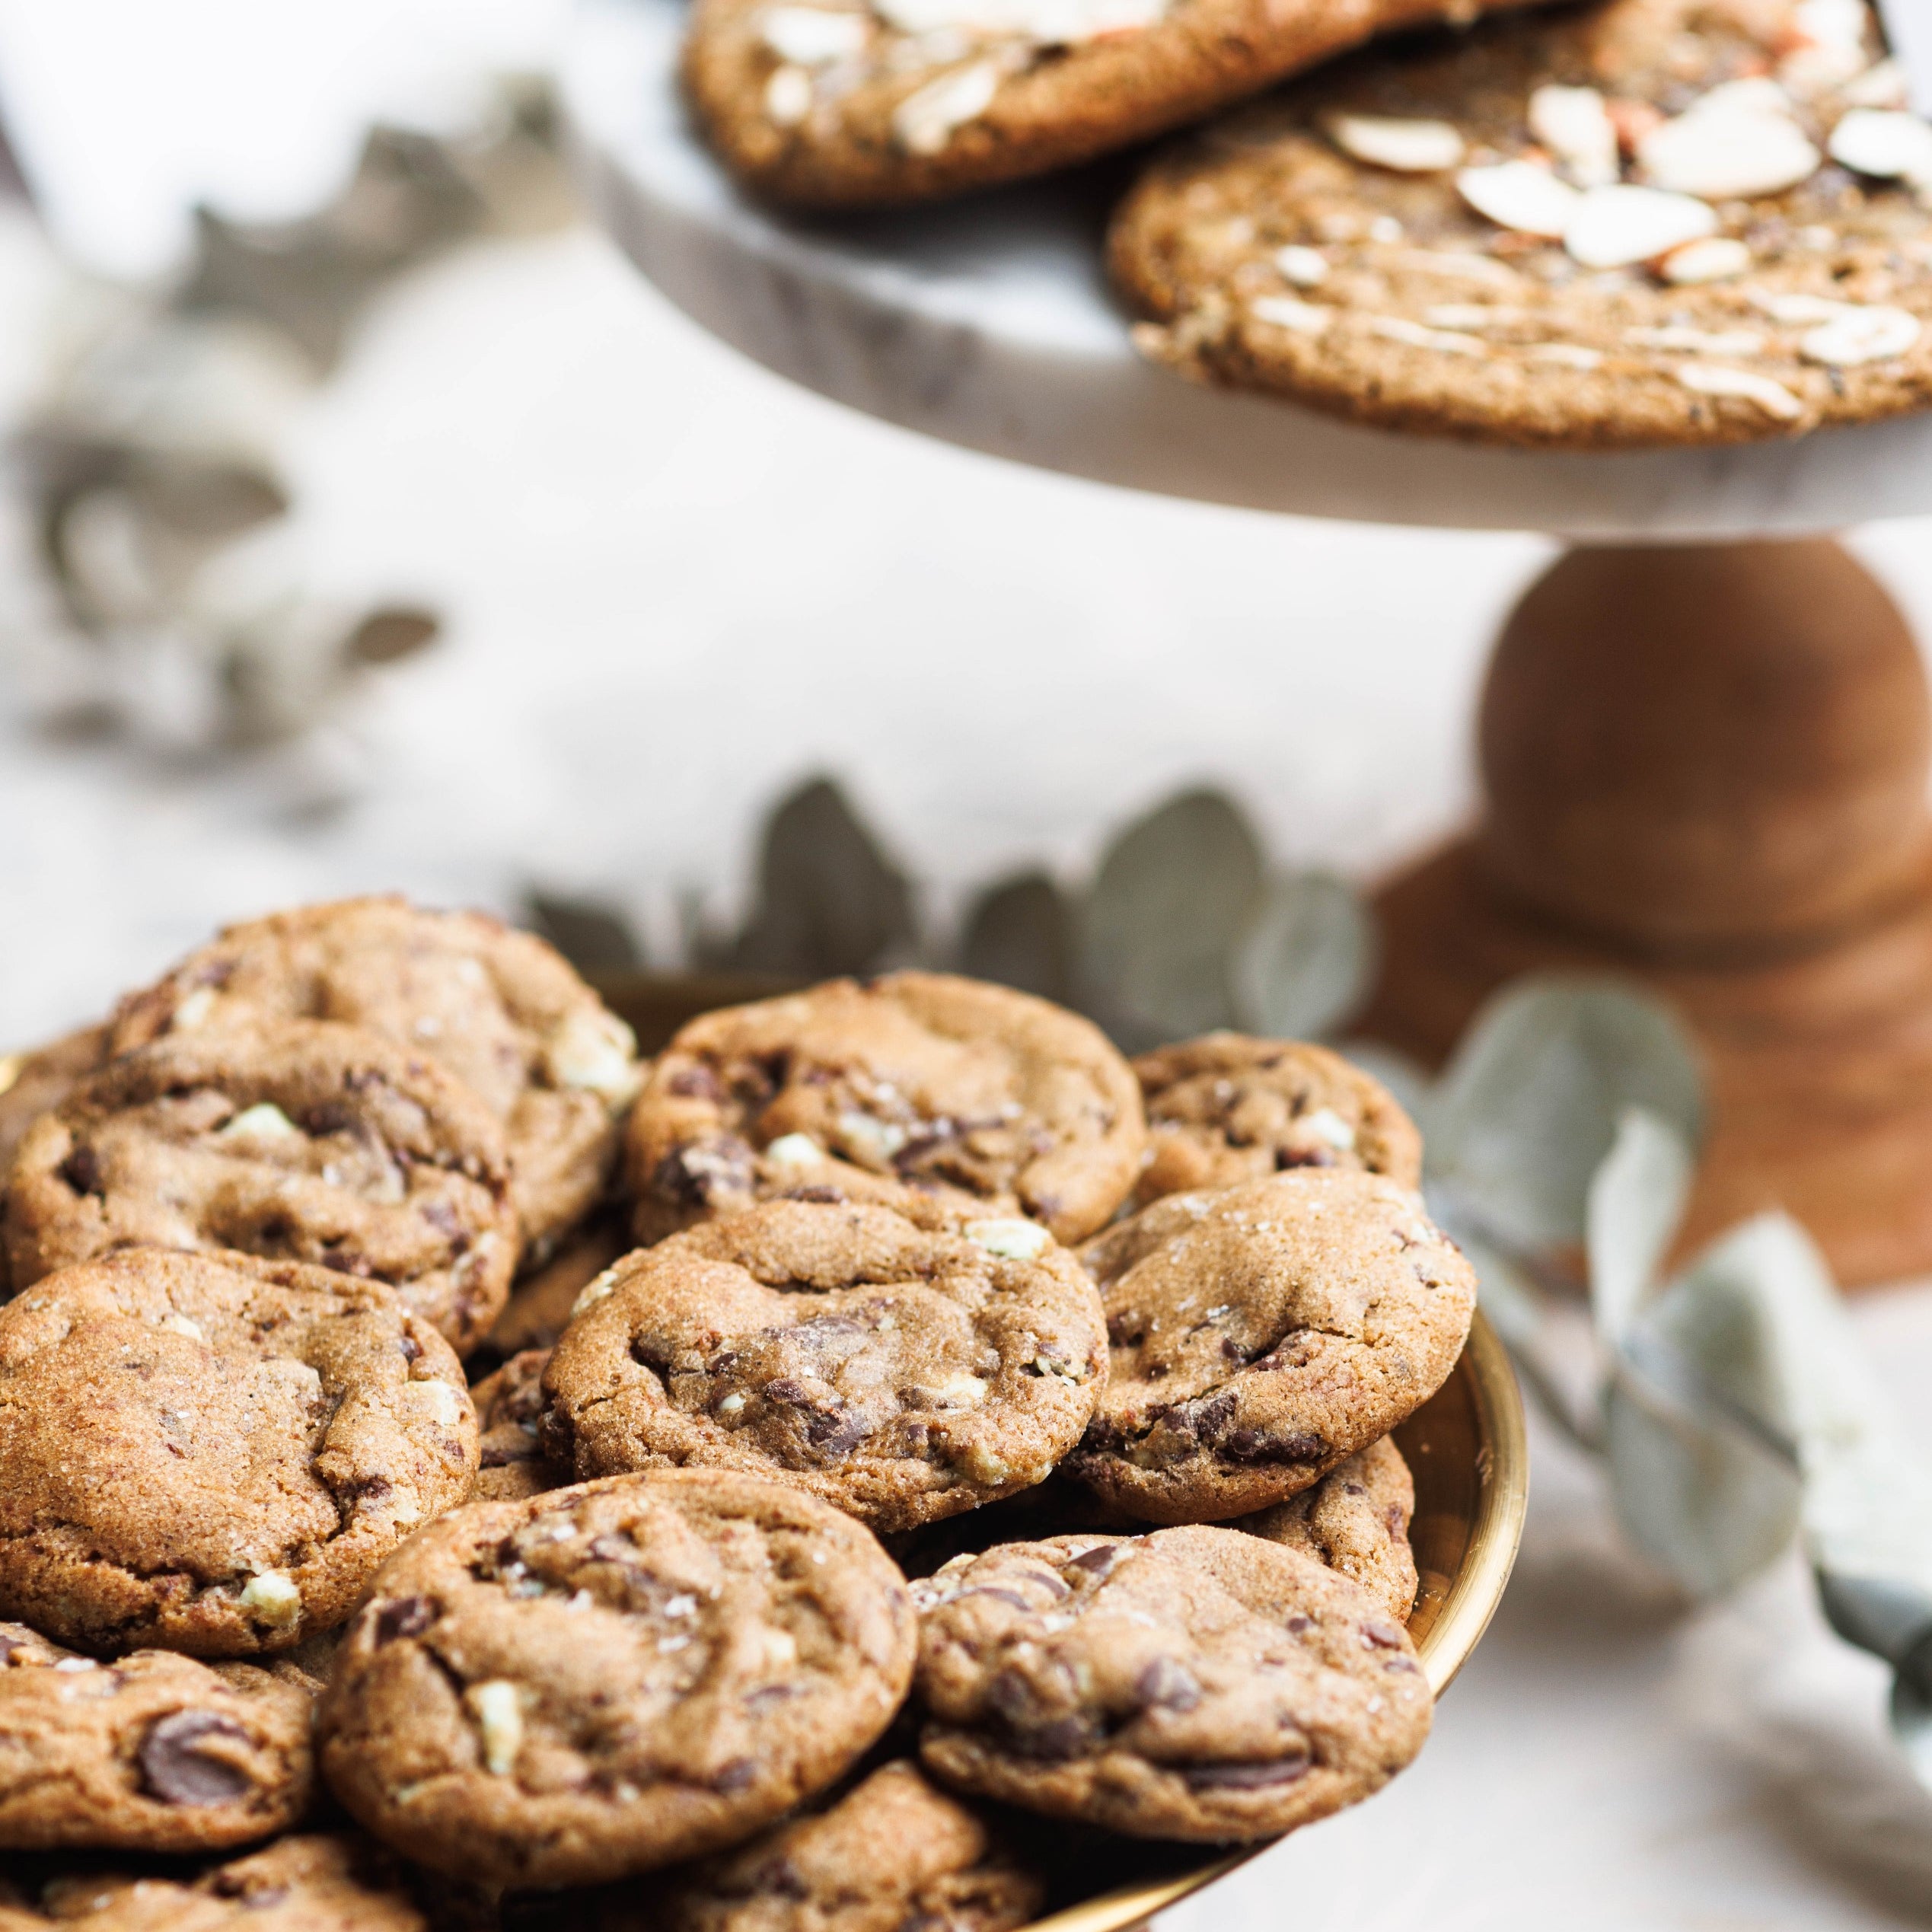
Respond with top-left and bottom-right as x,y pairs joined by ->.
1361,1620 -> 1405,1649
667,1065 -> 726,1102
59,1146 -> 103,1197
713,1758 -> 757,1793
398,1334 -> 422,1362
480,1442 -> 537,1468
1285,1614 -> 1312,1635
764,1379 -> 812,1406
303,1102 -> 359,1137
320,1244 -> 375,1278
744,1683 -> 797,1711
374,1596 -> 438,1645
985,1667 -> 1035,1724
1276,1146 -> 1335,1170
763,1857 -> 811,1901
1175,1392 -> 1237,1442
1221,1430 -> 1323,1465
1015,1714 -> 1091,1760
1065,1545 -> 1121,1579
956,1586 -> 1033,1612
419,1199 -> 462,1239
138,1711 -> 254,1806
1105,1313 -> 1145,1348
780,1185 -> 846,1204
1181,1752 -> 1311,1790
653,1137 -> 756,1208
1134,1657 -> 1202,1712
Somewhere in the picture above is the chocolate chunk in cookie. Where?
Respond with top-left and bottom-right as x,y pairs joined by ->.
470,1349 -> 568,1503
109,897 -> 642,1258
913,1527 -> 1430,1840
1132,1034 -> 1421,1207
8,1020 -> 518,1353
636,1759 -> 1044,1932
682,0 -> 1541,209
0,1832 -> 426,1930
540,1200 -> 1108,1533
1234,1436 -> 1417,1621
0,1027 -> 110,1184
0,1249 -> 477,1656
317,1471 -> 917,1888
625,974 -> 1144,1247
0,1620 -> 315,1853
1113,0 -> 1932,448
1066,1172 -> 1475,1523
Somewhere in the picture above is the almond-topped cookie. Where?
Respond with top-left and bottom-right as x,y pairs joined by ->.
683,0 -> 1543,209
7,1021 -> 518,1353
108,897 -> 642,1261
540,1200 -> 1109,1532
0,1250 -> 477,1657
1132,1034 -> 1422,1207
911,1528 -> 1431,1840
625,974 -> 1145,1247
1065,1172 -> 1475,1523
1235,1435 -> 1418,1621
316,1471 -> 917,1888
1113,0 -> 1932,446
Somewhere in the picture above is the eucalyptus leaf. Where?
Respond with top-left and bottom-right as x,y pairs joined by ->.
1587,1109 -> 1694,1350
732,776 -> 918,979
1080,789 -> 1263,1047
1229,871 -> 1374,1042
961,871 -> 1073,1005
1424,976 -> 1704,1258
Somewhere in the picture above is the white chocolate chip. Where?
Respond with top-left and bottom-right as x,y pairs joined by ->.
545,1009 -> 642,1109
718,1392 -> 747,1414
1302,1108 -> 1357,1150
1248,295 -> 1333,336
1748,289 -> 1851,323
1365,314 -> 1486,355
410,1380 -> 469,1428
1800,304 -> 1922,364
53,1656 -> 98,1672
760,5 -> 870,61
928,1372 -> 990,1408
1457,160 -> 1580,237
1564,183 -> 1717,268
1528,84 -> 1620,186
960,1443 -> 1009,1484
1677,363 -> 1806,419
1828,108 -> 1932,186
171,987 -> 217,1031
1526,343 -> 1605,368
216,1102 -> 301,1143
964,1217 -> 1051,1260
468,1681 -> 524,1775
1366,215 -> 1405,243
1662,235 -> 1752,284
1637,89 -> 1819,200
239,1572 -> 302,1628
764,1132 -> 824,1170
572,1267 -> 624,1318
1625,324 -> 1768,355
1274,244 -> 1330,288
891,60 -> 1001,154
837,1111 -> 907,1162
1326,113 -> 1465,173
766,65 -> 814,124
158,1313 -> 206,1342
754,1627 -> 799,1670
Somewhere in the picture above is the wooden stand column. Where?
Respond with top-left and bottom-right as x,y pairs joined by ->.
1360,538 -> 1932,1286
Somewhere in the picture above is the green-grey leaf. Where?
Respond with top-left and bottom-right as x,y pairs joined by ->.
1229,872 -> 1375,1042
1080,789 -> 1263,1047
1425,975 -> 1704,1256
1587,1109 -> 1694,1350
961,872 -> 1074,1005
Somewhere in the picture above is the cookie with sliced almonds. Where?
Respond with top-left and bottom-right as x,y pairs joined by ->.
1234,1434 -> 1417,1621
0,1621 -> 316,1853
6,1020 -> 518,1352
1064,1172 -> 1474,1523
624,973 -> 1144,1247
0,1250 -> 477,1657
316,1471 -> 917,1888
1113,0 -> 1932,446
1132,1034 -> 1421,1207
683,0 -> 1545,209
540,1200 -> 1109,1532
108,896 -> 643,1259
911,1526 -> 1430,1840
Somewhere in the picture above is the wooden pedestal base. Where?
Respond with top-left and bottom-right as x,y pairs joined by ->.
1360,540 -> 1932,1288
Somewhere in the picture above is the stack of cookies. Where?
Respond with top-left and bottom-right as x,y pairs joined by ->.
680,0 -> 1932,448
0,903 -> 1476,1930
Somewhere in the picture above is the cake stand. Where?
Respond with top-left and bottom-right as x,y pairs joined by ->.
561,0 -> 1932,1286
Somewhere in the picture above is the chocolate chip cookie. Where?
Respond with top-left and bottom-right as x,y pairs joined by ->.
540,1200 -> 1109,1532
683,0 -> 1541,209
1132,1035 -> 1421,1207
0,1621 -> 315,1853
1112,0 -> 1932,446
0,1249 -> 477,1656
0,1833 -> 426,1931
912,1526 -> 1430,1839
109,897 -> 642,1257
317,1471 -> 918,1888
486,1215 -> 630,1360
1235,1436 -> 1417,1621
0,1027 -> 110,1184
626,974 -> 1145,1248
7,1021 -> 518,1353
470,1350 -> 567,1503
635,1759 -> 1044,1932
1066,1172 -> 1475,1523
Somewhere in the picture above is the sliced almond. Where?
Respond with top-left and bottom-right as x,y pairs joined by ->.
1365,314 -> 1486,355
1625,324 -> 1768,355
1799,304 -> 1922,365
1274,244 -> 1330,288
1639,94 -> 1820,199
1248,295 -> 1334,336
1327,113 -> 1465,173
1828,108 -> 1932,185
1458,160 -> 1581,236
1526,343 -> 1605,368
1676,364 -> 1806,419
764,65 -> 815,124
1528,84 -> 1620,186
1840,59 -> 1908,109
1662,235 -> 1753,284
1749,289 -> 1854,323
760,6 -> 870,62
891,60 -> 1001,153
1564,184 -> 1718,268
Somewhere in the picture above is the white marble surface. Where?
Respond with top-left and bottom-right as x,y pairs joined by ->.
565,0 -> 1932,540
